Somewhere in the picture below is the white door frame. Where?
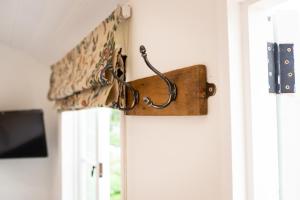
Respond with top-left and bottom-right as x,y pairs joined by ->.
227,1 -> 290,200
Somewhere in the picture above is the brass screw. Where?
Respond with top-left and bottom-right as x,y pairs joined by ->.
284,60 -> 290,65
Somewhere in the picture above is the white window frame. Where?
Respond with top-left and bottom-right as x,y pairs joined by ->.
59,108 -> 127,200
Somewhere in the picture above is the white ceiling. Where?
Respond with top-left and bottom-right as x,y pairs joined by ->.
0,0 -> 120,65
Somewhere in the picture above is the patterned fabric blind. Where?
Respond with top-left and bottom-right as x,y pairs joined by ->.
48,6 -> 128,111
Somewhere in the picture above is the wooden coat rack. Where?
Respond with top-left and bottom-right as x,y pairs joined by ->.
126,64 -> 215,116
100,45 -> 216,116
125,46 -> 216,116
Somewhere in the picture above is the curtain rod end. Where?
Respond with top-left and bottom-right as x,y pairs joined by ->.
121,4 -> 131,19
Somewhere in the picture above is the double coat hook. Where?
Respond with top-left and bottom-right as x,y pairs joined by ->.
139,45 -> 177,109
99,46 -> 178,111
99,63 -> 139,111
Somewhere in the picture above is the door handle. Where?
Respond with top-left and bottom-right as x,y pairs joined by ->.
91,166 -> 96,177
91,163 -> 103,178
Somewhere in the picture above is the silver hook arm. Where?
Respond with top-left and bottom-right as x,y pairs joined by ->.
99,64 -> 139,111
139,45 -> 177,109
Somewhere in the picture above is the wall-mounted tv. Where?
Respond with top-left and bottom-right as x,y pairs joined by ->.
0,109 -> 48,159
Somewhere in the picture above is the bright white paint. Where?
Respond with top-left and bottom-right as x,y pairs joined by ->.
238,1 -> 283,200
0,0 -> 119,65
239,1 -> 282,200
61,109 -> 128,200
239,1 -> 300,200
124,0 -> 232,200
271,3 -> 300,200
0,0 -> 246,200
227,1 -> 248,200
248,4 -> 281,200
0,44 -> 58,200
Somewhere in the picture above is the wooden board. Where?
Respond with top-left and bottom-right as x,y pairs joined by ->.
125,65 -> 215,116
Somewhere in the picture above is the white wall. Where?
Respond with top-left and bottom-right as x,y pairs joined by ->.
0,1 -> 235,200
0,44 -> 58,200
124,0 -> 233,200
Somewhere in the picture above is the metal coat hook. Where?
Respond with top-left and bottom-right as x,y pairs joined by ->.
100,64 -> 139,111
139,45 -> 177,109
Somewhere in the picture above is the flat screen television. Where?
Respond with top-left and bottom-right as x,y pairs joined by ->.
0,109 -> 48,159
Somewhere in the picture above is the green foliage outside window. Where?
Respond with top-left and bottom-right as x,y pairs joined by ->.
110,110 -> 121,200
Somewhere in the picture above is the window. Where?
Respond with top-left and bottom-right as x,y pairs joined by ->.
61,108 -> 124,200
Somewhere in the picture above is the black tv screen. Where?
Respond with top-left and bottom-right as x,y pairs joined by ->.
0,109 -> 48,159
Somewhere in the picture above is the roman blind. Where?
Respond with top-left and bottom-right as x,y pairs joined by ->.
48,6 -> 129,111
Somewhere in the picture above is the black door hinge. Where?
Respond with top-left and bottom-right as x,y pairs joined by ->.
267,43 -> 295,94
